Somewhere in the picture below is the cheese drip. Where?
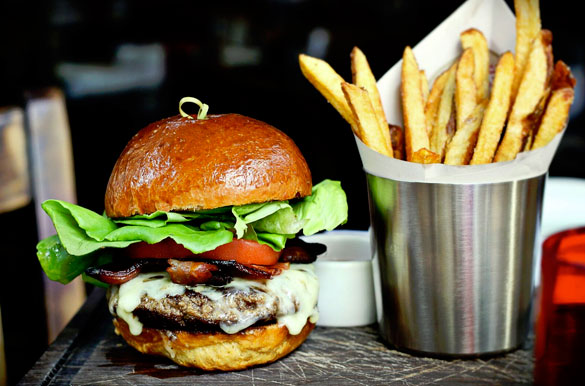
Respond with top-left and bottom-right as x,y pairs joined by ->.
109,264 -> 319,336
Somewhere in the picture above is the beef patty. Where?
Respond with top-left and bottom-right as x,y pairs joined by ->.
108,279 -> 279,333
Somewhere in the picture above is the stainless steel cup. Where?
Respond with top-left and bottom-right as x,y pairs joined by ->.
367,173 -> 545,356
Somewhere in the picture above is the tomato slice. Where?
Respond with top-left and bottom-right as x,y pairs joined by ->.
198,239 -> 281,266
126,238 -> 193,259
126,238 -> 281,266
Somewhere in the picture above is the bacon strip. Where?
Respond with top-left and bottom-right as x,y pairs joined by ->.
279,246 -> 315,264
211,259 -> 277,279
85,239 -> 325,286
279,239 -> 325,263
85,260 -> 144,285
247,262 -> 290,277
167,259 -> 227,286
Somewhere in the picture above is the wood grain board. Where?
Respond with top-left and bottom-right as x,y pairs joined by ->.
20,288 -> 534,385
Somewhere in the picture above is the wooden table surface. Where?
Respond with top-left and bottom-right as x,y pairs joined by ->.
20,288 -> 535,385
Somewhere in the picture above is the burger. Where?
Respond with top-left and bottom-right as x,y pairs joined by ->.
36,103 -> 348,371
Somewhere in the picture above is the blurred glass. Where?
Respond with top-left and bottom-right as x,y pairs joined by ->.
0,107 -> 47,385
0,107 -> 29,213
534,226 -> 585,385
26,88 -> 86,343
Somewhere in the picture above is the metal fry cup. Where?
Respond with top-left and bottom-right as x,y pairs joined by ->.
353,0 -> 566,358
367,173 -> 545,356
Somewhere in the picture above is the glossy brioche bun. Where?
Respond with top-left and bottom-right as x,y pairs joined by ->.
113,318 -> 315,370
105,114 -> 312,218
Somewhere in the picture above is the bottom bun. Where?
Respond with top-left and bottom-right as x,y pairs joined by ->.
113,318 -> 315,370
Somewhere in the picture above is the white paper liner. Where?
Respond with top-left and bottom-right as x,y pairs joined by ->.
357,132 -> 561,183
361,0 -> 565,184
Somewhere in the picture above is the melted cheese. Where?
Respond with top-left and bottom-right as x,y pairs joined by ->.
267,264 -> 320,334
112,272 -> 186,335
109,264 -> 319,336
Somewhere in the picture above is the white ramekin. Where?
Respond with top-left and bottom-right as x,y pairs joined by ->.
302,230 -> 376,327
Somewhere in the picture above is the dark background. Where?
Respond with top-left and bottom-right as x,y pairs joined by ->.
1,0 -> 583,384
2,0 -> 584,229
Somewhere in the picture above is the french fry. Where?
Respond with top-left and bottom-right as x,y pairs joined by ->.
455,48 -> 477,132
401,47 -> 436,163
529,60 -> 576,149
524,87 -> 551,149
389,124 -> 405,160
430,63 -> 457,160
297,0 -> 575,167
298,54 -> 357,132
351,46 -> 393,157
532,87 -> 574,149
523,30 -> 554,148
412,148 -> 440,164
444,101 -> 487,165
470,52 -> 515,165
512,0 -> 541,102
550,60 -> 577,90
494,31 -> 549,162
425,66 -> 450,135
523,133 -> 534,151
420,70 -> 429,105
341,82 -> 393,157
460,28 -> 490,102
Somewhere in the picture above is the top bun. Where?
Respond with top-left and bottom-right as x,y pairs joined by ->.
105,114 -> 312,218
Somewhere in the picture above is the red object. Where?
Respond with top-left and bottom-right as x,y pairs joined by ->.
198,238 -> 281,266
534,226 -> 585,385
126,238 -> 281,266
166,260 -> 219,285
126,238 -> 194,259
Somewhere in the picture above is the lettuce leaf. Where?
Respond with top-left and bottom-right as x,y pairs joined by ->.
37,235 -> 99,284
256,232 -> 294,250
239,224 -> 294,251
41,200 -> 137,255
104,223 -> 233,254
293,179 -> 348,235
113,209 -> 233,228
36,179 -> 348,285
252,179 -> 348,236
113,211 -> 192,227
232,201 -> 291,238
